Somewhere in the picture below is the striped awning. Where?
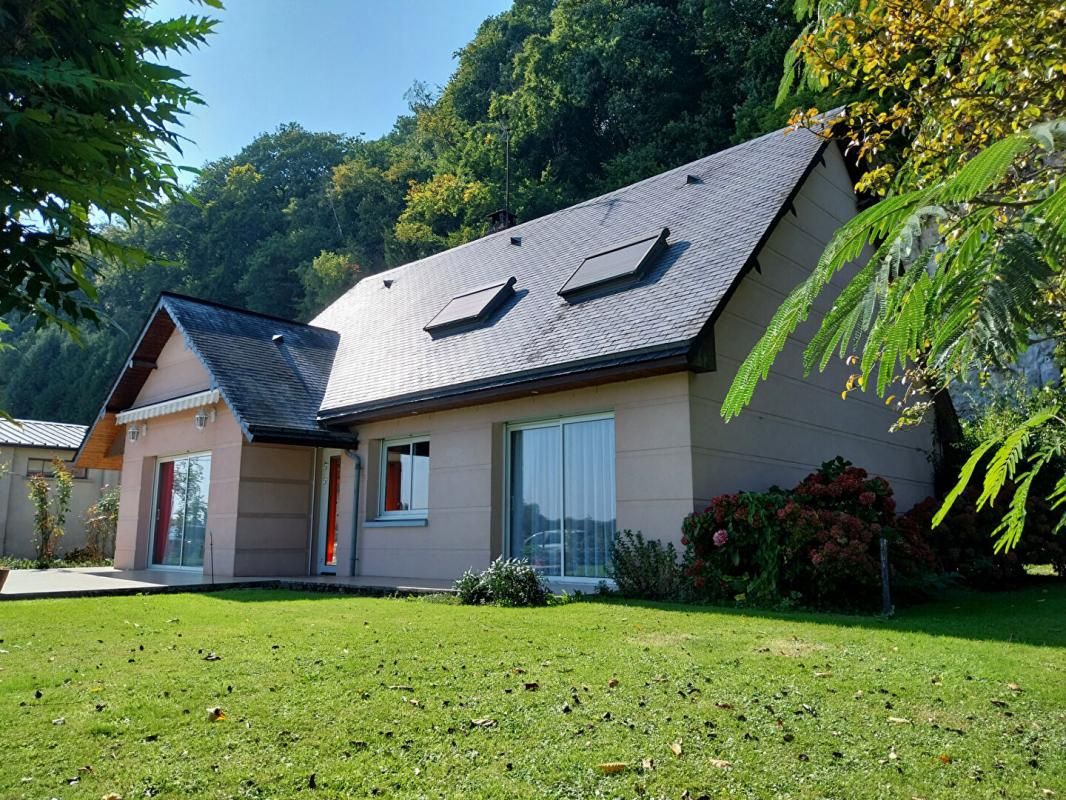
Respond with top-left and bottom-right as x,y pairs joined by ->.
115,389 -> 220,425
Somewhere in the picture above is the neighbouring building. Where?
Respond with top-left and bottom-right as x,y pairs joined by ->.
0,419 -> 120,559
76,126 -> 936,588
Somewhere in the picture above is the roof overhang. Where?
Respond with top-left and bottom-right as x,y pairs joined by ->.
316,340 -> 710,426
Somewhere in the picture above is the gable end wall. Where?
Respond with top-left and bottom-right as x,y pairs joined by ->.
688,146 -> 936,511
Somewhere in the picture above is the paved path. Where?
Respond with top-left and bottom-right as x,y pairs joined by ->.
0,567 -> 452,600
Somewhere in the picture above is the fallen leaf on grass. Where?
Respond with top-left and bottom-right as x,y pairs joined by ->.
709,759 -> 732,769
470,718 -> 497,728
1007,683 -> 1022,693
387,685 -> 414,692
102,794 -> 123,800
714,702 -> 732,710
597,762 -> 627,774
887,717 -> 911,725
203,652 -> 221,662
990,699 -> 1009,708
938,753 -> 953,764
206,707 -> 226,722
52,717 -> 65,726
670,741 -> 683,757
640,758 -> 655,771
608,678 -> 619,688
523,682 -> 539,691
813,671 -> 832,678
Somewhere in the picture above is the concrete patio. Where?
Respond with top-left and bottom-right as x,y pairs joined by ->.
0,566 -> 453,600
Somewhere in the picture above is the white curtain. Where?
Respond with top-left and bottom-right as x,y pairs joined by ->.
563,419 -> 615,578
509,418 -> 615,578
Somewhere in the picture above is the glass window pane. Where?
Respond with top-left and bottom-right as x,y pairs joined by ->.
409,440 -> 430,512
181,455 -> 210,567
382,440 -> 430,515
383,443 -> 410,511
152,455 -> 211,568
563,419 -> 616,579
509,426 -> 562,576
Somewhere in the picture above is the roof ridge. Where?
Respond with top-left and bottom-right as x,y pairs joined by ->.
160,292 -> 337,333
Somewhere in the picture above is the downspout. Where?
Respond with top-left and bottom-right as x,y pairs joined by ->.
306,449 -> 318,576
346,449 -> 362,577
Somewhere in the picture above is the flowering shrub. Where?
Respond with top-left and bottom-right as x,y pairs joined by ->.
901,487 -> 1065,589
681,489 -> 788,606
453,558 -> 550,607
682,458 -> 937,611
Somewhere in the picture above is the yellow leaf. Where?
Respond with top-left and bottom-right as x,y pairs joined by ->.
709,758 -> 733,769
670,741 -> 683,756
598,762 -> 627,774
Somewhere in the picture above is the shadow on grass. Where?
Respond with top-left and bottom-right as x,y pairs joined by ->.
205,578 -> 1066,649
578,577 -> 1066,649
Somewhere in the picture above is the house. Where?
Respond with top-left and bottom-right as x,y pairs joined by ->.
76,126 -> 935,587
0,419 -> 120,559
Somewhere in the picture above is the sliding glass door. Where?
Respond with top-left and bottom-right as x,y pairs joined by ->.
507,414 -> 615,580
151,453 -> 211,569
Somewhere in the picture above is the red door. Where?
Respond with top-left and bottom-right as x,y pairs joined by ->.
323,455 -> 341,569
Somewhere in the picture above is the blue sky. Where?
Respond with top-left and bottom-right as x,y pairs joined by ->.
150,0 -> 512,168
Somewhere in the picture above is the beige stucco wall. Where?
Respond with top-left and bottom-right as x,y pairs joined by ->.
233,442 -> 315,576
688,146 -> 935,511
136,331 -> 213,406
113,328 -> 243,576
114,403 -> 245,575
332,372 -> 695,582
0,446 -> 119,559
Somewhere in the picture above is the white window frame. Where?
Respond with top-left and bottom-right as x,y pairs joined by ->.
149,450 -> 212,572
503,411 -> 616,583
376,435 -> 431,520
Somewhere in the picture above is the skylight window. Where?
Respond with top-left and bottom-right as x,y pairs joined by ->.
424,277 -> 517,335
558,228 -> 670,299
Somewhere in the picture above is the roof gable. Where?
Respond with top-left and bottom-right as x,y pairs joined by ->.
77,294 -> 355,468
312,126 -> 829,421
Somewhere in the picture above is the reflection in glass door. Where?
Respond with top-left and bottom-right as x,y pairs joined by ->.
508,415 -> 616,580
151,453 -> 211,569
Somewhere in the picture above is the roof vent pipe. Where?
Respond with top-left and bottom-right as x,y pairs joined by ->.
383,278 -> 394,289
272,334 -> 284,344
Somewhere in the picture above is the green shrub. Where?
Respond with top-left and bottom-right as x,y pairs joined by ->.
453,558 -> 549,607
28,459 -> 73,567
84,485 -> 120,559
608,530 -> 682,601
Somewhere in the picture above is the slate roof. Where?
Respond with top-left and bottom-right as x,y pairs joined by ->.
0,418 -> 87,450
312,125 -> 828,420
158,294 -> 355,447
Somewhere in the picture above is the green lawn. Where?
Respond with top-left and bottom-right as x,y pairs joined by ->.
1,586 -> 1064,799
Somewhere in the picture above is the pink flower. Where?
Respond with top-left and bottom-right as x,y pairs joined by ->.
859,491 -> 876,507
713,529 -> 729,547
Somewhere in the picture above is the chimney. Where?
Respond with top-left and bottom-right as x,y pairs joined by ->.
488,208 -> 517,234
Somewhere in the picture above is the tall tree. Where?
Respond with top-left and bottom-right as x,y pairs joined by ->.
723,0 -> 1066,548
0,0 -> 219,336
